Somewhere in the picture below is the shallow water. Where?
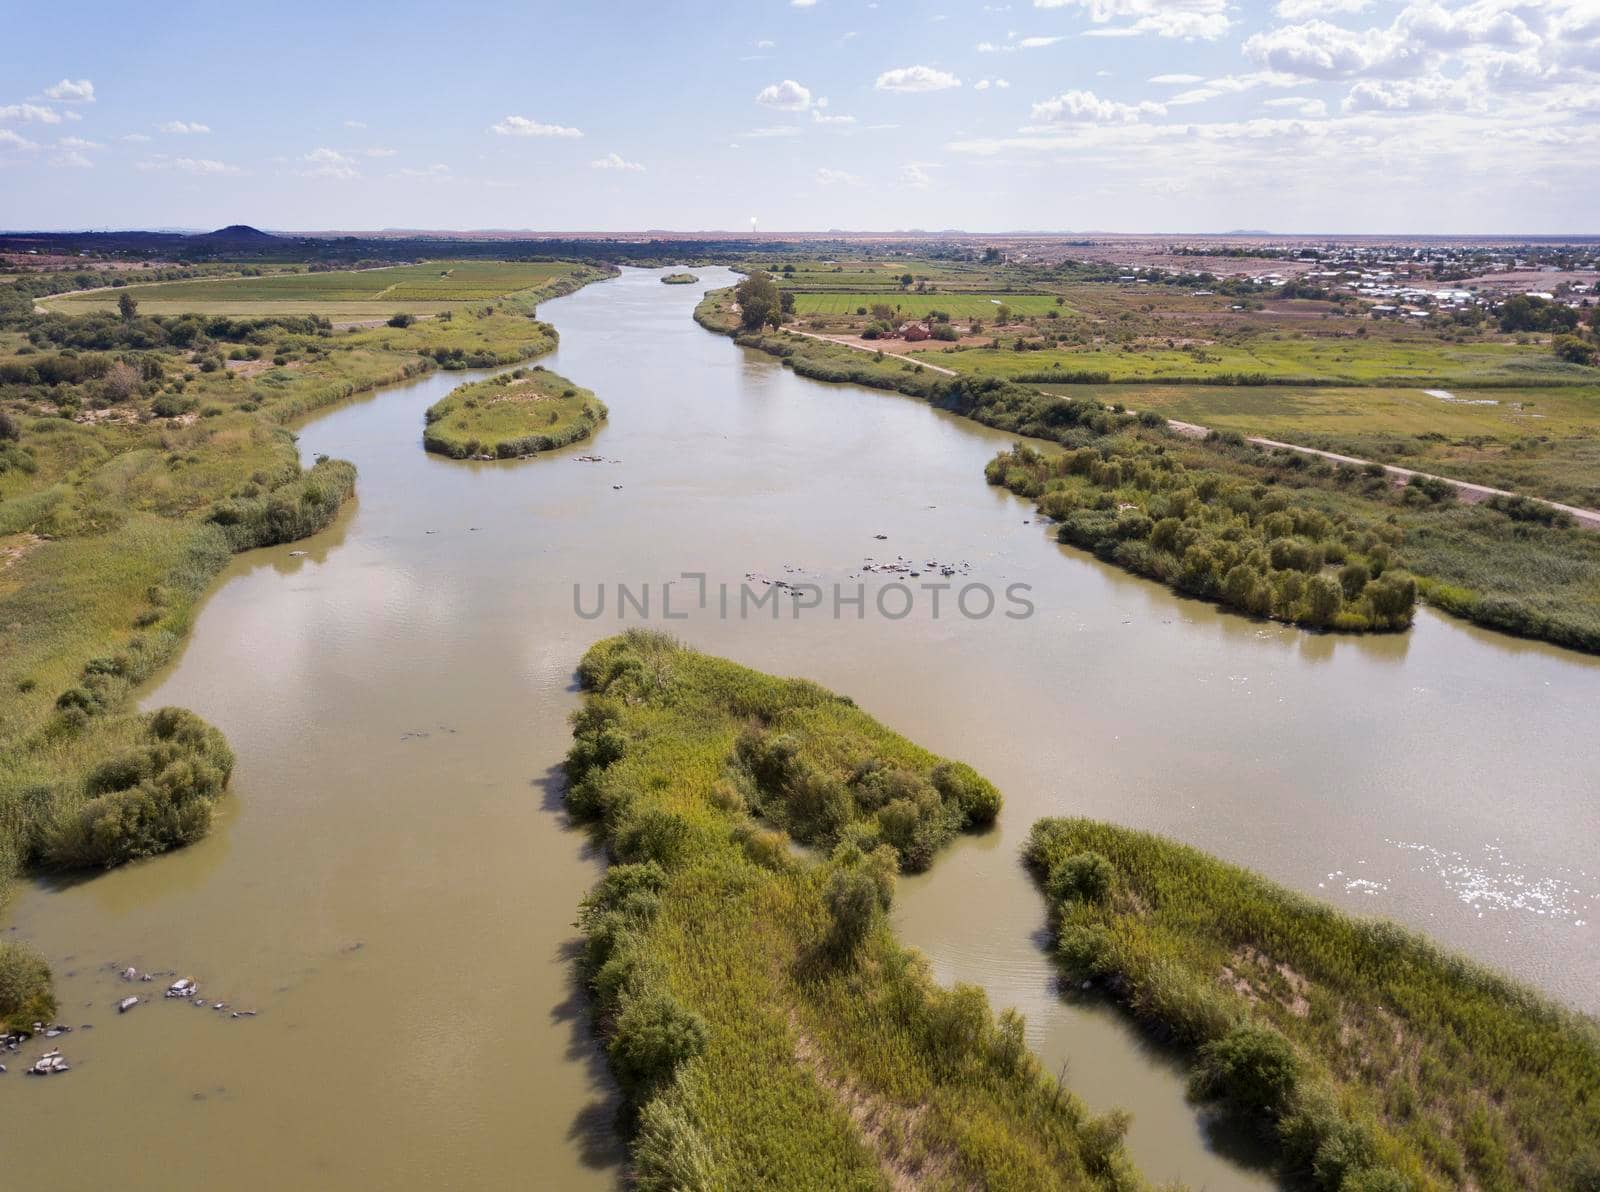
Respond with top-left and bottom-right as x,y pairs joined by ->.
4,267 -> 1597,1190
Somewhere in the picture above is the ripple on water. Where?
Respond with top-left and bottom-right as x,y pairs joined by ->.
1385,838 -> 1597,925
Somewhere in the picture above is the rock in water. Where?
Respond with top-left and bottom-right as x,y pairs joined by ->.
117,997 -> 140,1014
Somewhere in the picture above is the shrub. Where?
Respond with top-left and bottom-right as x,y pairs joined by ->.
0,940 -> 56,1030
44,707 -> 235,870
387,312 -> 415,328
1191,1023 -> 1302,1125
1047,851 -> 1114,903
930,760 -> 1001,828
608,990 -> 708,1099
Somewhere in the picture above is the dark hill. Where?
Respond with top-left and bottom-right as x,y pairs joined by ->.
204,224 -> 276,241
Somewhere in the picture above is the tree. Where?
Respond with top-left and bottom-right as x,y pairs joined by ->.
734,271 -> 782,331
995,304 -> 1012,325
1553,334 -> 1596,366
117,292 -> 138,321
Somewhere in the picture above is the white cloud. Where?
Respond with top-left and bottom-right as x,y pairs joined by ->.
815,166 -> 862,185
876,65 -> 962,92
592,151 -> 645,171
43,79 -> 95,103
491,115 -> 583,137
792,0 -> 817,6
0,104 -> 61,124
51,149 -> 93,169
1035,0 -> 1230,40
300,146 -> 360,179
1149,73 -> 1205,84
395,163 -> 451,179
120,132 -> 151,143
159,120 -> 210,134
137,155 -> 243,176
1264,96 -> 1329,116
58,136 -> 102,150
978,34 -> 1062,51
344,119 -> 368,129
756,39 -> 776,48
741,125 -> 805,138
1275,0 -> 1368,16
364,146 -> 397,157
756,79 -> 813,110
1031,88 -> 1166,122
975,79 -> 992,90
812,108 -> 856,124
0,129 -> 39,151
901,163 -> 933,188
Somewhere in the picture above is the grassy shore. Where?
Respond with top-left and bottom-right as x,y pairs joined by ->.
423,366 -> 606,460
1024,818 -> 1600,1191
566,631 -> 1139,1190
0,260 -> 613,1005
695,288 -> 1600,654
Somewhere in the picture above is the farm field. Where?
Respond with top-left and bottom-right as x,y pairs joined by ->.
916,338 -> 1598,387
792,291 -> 1070,318
43,260 -> 590,319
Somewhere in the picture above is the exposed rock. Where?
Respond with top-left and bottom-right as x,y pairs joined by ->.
118,997 -> 140,1014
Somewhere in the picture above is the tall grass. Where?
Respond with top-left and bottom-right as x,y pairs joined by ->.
1025,818 -> 1600,1192
566,631 -> 1137,1189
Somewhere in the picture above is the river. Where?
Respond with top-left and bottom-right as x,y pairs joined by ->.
3,266 -> 1597,1190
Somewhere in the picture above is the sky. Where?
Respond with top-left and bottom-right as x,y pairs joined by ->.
2,0 -> 1597,235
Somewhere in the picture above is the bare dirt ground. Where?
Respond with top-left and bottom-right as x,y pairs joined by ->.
789,330 -> 958,375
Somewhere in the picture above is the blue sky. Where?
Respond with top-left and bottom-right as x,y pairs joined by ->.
2,0 -> 1597,233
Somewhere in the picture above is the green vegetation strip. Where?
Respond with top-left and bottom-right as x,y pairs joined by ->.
1025,818 -> 1600,1191
423,366 -> 606,460
661,273 -> 699,286
566,631 -> 1136,1190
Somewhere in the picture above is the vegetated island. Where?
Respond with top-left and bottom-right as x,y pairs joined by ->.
423,366 -> 606,460
695,280 -> 1600,654
660,272 -> 699,286
0,257 -> 615,1024
565,631 -> 1138,1189
1025,818 -> 1600,1190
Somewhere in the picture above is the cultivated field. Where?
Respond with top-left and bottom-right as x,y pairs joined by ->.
792,292 -> 1070,319
44,260 -> 587,320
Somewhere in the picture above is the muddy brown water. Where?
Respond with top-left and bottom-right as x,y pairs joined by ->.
4,267 -> 1597,1189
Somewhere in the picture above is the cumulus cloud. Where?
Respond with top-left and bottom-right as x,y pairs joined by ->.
1034,0 -> 1231,40
0,104 -> 62,124
344,119 -> 368,129
1031,88 -> 1167,122
43,79 -> 95,102
58,136 -> 102,150
364,146 -> 397,157
1149,73 -> 1205,84
51,149 -> 93,169
0,129 -> 39,151
756,79 -> 813,110
974,78 -> 1014,91
300,147 -> 360,179
741,125 -> 805,138
876,65 -> 962,92
901,163 -> 933,188
815,166 -> 863,185
812,108 -> 856,125
592,151 -> 645,170
120,132 -> 151,143
491,115 -> 583,137
978,34 -> 1062,51
159,120 -> 210,134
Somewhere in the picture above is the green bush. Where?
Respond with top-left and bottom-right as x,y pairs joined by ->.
608,990 -> 709,1099
1047,851 -> 1113,903
1191,1022 -> 1303,1124
0,940 -> 56,1030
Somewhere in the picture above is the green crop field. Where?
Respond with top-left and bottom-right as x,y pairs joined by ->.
920,338 -> 1598,387
792,292 -> 1069,319
43,260 -> 588,320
